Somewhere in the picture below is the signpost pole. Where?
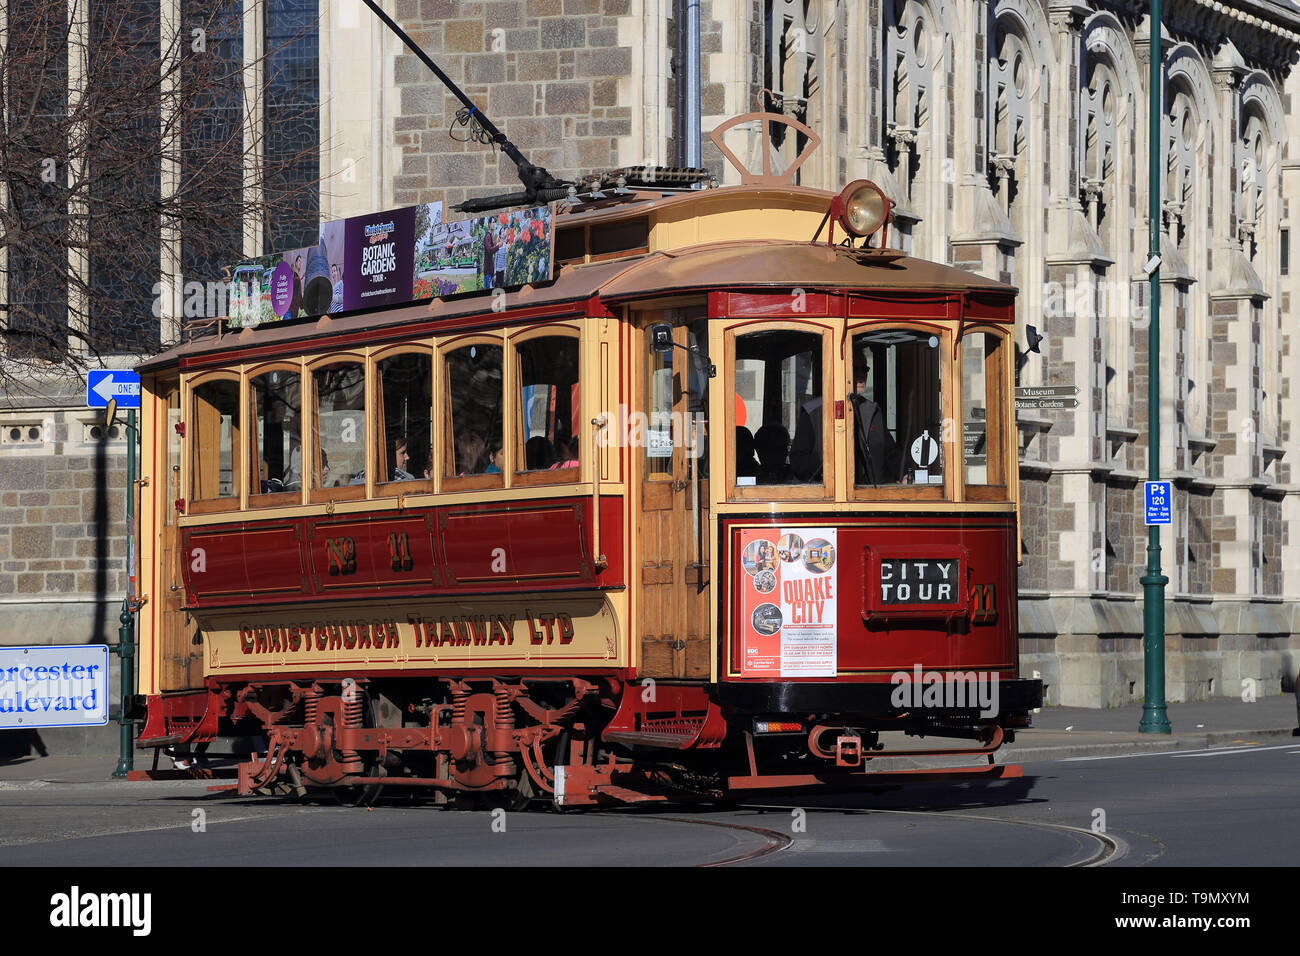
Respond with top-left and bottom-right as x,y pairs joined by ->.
112,407 -> 137,776
1140,0 -> 1171,734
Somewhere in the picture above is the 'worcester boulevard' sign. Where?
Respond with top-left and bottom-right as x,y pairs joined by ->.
202,596 -> 620,674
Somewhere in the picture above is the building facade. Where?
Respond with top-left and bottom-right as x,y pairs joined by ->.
2,0 -> 1298,745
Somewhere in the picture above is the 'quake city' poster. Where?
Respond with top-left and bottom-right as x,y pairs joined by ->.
737,527 -> 838,678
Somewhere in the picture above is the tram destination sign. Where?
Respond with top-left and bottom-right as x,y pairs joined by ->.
879,558 -> 959,604
1015,384 -> 1078,411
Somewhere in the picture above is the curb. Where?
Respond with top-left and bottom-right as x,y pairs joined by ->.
998,726 -> 1298,764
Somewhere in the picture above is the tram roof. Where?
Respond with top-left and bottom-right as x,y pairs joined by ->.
139,234 -> 1013,374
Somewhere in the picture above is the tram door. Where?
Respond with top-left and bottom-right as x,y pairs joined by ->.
636,309 -> 711,678
157,382 -> 202,690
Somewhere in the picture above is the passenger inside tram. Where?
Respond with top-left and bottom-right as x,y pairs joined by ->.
734,329 -> 822,486
851,331 -> 942,486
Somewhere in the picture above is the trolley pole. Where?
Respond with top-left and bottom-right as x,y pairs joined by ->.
112,407 -> 138,776
1140,0 -> 1172,734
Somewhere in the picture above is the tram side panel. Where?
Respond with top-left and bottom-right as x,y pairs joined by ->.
175,495 -> 628,680
720,512 -> 1031,720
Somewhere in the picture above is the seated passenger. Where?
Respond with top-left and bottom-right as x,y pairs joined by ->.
550,440 -> 578,469
456,431 -> 486,475
735,426 -> 759,479
525,435 -> 552,470
754,423 -> 791,484
283,445 -> 303,490
484,444 -> 504,474
391,435 -> 416,481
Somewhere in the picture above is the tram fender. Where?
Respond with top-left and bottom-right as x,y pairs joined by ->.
136,687 -> 221,749
601,682 -> 727,750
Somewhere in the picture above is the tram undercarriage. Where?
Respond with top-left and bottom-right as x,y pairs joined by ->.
137,676 -> 1041,807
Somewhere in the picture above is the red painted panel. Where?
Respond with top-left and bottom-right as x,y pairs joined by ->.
726,292 -> 831,318
182,495 -> 625,610
440,510 -> 515,583
723,514 -> 1018,681
241,523 -> 307,597
307,514 -> 440,591
441,501 -> 589,584
963,291 -> 1015,323
847,294 -> 959,320
182,526 -> 251,601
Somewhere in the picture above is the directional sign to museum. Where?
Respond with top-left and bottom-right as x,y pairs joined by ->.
0,645 -> 109,727
1015,385 -> 1079,410
1144,480 -> 1172,526
86,370 -> 141,409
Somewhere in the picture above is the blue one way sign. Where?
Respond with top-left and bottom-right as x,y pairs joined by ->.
86,370 -> 141,409
1144,480 -> 1172,526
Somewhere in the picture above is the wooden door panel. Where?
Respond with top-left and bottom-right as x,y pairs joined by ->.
636,312 -> 709,681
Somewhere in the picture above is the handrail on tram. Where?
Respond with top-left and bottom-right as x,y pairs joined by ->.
591,414 -> 608,571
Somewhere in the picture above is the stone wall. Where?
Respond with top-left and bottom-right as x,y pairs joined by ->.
0,401 -> 130,757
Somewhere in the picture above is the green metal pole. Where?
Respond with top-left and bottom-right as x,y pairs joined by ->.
113,408 -> 137,776
1140,0 -> 1171,734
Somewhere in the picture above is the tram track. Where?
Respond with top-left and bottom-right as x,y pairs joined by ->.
734,803 -> 1126,866
626,815 -> 795,866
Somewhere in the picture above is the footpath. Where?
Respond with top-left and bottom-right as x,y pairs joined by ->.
998,694 -> 1299,764
0,695 -> 1295,784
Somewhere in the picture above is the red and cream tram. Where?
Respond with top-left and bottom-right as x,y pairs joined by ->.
133,151 -> 1041,807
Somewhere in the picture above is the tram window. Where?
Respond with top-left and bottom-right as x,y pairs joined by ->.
249,370 -> 301,497
312,362 -> 366,488
445,344 -> 503,478
961,332 -> 1007,492
850,330 -> 942,487
515,335 -> 579,474
377,353 -> 433,484
733,330 -> 824,486
645,320 -> 710,479
191,379 -> 241,503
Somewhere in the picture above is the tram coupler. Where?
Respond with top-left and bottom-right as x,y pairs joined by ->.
835,735 -> 862,768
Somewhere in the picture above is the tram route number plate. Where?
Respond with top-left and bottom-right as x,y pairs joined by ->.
879,558 -> 959,605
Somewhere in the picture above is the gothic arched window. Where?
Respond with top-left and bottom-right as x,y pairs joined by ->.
987,23 -> 1032,224
883,0 -> 934,203
1163,87 -> 1198,252
1079,59 -> 1118,240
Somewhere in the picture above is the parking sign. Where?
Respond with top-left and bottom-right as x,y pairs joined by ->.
1144,480 -> 1172,526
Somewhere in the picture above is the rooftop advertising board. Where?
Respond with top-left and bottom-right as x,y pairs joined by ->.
227,201 -> 554,328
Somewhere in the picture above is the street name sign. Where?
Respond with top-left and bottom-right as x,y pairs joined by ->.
0,645 -> 109,727
87,370 -> 141,409
1014,385 -> 1079,398
1015,384 -> 1079,410
1144,480 -> 1172,526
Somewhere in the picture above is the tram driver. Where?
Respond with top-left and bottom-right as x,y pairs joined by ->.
789,359 -> 899,485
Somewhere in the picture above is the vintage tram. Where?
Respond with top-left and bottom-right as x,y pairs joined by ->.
132,136 -> 1041,807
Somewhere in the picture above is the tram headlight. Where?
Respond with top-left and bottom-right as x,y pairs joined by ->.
834,180 -> 891,239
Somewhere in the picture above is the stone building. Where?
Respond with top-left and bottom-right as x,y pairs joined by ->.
3,0 -> 1298,748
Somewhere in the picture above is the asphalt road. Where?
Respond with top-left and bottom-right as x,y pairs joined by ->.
1,737 -> 1297,867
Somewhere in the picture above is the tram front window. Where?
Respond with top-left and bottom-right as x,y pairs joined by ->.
733,330 -> 824,486
851,329 -> 943,487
